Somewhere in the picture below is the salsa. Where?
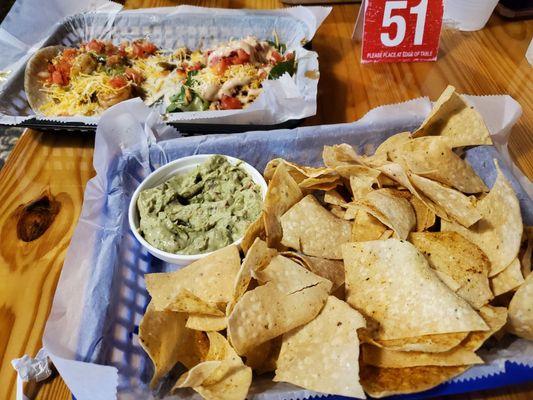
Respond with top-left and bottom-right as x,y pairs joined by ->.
137,155 -> 262,255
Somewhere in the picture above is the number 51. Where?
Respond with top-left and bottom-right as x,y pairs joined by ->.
381,0 -> 428,47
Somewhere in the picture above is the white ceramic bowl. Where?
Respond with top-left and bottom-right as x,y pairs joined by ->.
129,154 -> 267,267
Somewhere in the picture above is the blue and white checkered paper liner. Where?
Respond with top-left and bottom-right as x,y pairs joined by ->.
40,97 -> 533,400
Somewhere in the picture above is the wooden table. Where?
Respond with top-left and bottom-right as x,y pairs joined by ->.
0,1 -> 531,399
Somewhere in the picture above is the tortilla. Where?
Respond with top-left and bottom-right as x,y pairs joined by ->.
299,175 -> 340,191
409,196 -> 436,231
263,158 -> 334,183
508,272 -> 533,340
375,132 -> 412,157
361,344 -> 482,368
394,137 -> 487,193
24,45 -> 66,112
323,189 -> 349,207
280,195 -> 351,259
243,338 -> 281,374
441,161 -> 523,276
145,245 -> 241,311
227,257 -> 331,355
226,238 -> 277,315
343,239 -> 489,340
349,169 -> 381,200
174,332 -> 252,400
360,364 -> 470,398
166,288 -> 224,316
462,305 -> 508,351
241,212 -> 266,253
186,314 -> 227,332
139,302 -> 200,388
409,173 -> 481,227
274,296 -> 366,398
410,231 -> 493,309
372,332 -> 469,353
412,85 -> 492,147
356,189 -> 416,240
281,252 -> 344,292
323,144 -> 366,168
491,258 -> 525,296
263,162 -> 303,248
351,208 -> 388,241
520,227 -> 533,278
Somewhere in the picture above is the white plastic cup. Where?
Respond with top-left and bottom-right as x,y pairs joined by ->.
444,0 -> 499,31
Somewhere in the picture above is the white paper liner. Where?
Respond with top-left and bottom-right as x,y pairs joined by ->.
0,0 -> 330,126
23,95 -> 532,400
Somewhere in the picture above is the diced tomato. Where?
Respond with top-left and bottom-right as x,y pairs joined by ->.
109,76 -> 128,89
212,58 -> 231,75
51,71 -> 64,85
132,40 -> 158,58
188,62 -> 202,72
220,95 -> 242,110
271,51 -> 283,62
86,39 -> 106,54
118,42 -> 128,57
285,51 -> 295,61
105,42 -> 117,56
231,49 -> 250,65
125,68 -> 145,84
62,48 -> 78,60
106,55 -> 122,67
141,41 -> 157,55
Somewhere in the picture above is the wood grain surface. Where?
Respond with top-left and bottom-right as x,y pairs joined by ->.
0,1 -> 531,399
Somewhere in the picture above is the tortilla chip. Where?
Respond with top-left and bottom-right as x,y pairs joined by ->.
145,245 -> 241,311
356,189 -> 416,240
243,337 -> 281,374
373,332 -> 469,353
274,296 -> 366,398
508,272 -> 533,340
441,161 -> 523,276
241,212 -> 266,253
349,169 -> 381,200
375,132 -> 412,158
360,364 -> 470,398
166,288 -> 224,316
175,332 -> 252,400
520,227 -> 533,278
186,314 -> 227,331
343,239 -> 489,340
299,175 -> 340,191
410,196 -> 436,231
334,164 -> 381,181
263,162 -> 304,248
280,195 -> 351,259
323,144 -> 366,167
228,256 -> 331,355
409,174 -> 481,227
253,255 -> 333,294
377,163 -> 449,220
410,231 -> 493,309
351,208 -> 388,241
462,305 -> 508,351
394,137 -> 487,193
361,344 -> 482,368
24,45 -> 66,112
491,258 -> 524,296
412,85 -> 492,147
264,159 -> 334,183
227,238 -> 277,315
328,204 -> 346,219
139,302 -> 200,388
281,252 -> 344,292
323,189 -> 348,207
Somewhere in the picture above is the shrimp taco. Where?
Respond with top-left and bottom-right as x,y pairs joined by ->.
24,37 -> 296,117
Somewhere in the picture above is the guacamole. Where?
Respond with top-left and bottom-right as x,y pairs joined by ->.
137,155 -> 263,255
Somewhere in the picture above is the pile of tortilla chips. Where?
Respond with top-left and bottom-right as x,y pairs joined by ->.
138,86 -> 532,399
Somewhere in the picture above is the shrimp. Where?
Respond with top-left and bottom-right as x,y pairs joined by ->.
71,53 -> 97,76
96,84 -> 132,109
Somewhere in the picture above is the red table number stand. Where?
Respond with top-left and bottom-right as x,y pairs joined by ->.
353,0 -> 444,63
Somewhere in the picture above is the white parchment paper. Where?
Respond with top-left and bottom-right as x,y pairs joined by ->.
0,0 -> 330,126
35,95 -> 532,400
